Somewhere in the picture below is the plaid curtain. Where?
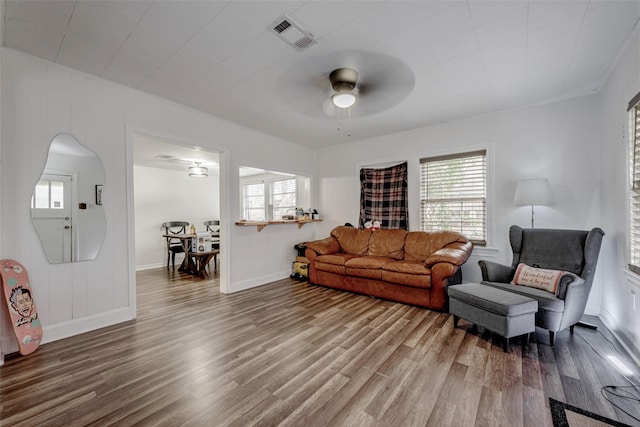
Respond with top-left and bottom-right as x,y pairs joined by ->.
359,162 -> 409,230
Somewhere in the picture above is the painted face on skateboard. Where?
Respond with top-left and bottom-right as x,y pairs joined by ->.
10,288 -> 33,318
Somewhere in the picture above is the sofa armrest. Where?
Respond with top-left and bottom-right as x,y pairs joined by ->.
424,241 -> 473,267
478,260 -> 514,282
306,236 -> 340,256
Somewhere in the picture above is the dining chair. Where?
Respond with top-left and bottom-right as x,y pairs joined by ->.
203,220 -> 220,273
204,220 -> 220,248
204,220 -> 220,233
162,221 -> 189,269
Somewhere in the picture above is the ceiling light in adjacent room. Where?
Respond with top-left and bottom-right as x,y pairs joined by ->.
189,162 -> 208,178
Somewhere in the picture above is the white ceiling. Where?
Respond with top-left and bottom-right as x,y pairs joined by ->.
4,1 -> 640,148
133,132 -> 220,173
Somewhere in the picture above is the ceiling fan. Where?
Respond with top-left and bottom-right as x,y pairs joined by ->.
277,52 -> 415,119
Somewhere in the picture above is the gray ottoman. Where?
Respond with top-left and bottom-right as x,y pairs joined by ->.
448,283 -> 538,352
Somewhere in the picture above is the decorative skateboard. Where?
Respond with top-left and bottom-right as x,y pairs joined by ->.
0,259 -> 42,355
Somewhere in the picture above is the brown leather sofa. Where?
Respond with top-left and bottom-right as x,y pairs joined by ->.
305,226 -> 473,311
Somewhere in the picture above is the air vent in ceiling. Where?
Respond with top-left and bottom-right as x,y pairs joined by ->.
270,15 -> 316,52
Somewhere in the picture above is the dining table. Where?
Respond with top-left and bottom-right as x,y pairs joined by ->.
162,232 -> 220,278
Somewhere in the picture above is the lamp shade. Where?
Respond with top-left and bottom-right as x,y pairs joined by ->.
188,162 -> 208,178
514,178 -> 552,206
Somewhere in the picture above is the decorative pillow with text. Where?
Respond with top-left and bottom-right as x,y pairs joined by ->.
511,263 -> 565,294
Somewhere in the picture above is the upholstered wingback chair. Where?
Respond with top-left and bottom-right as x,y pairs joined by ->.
478,225 -> 605,345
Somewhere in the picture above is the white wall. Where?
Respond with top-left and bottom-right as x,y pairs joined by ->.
598,28 -> 640,360
0,48 -> 316,355
316,95 -> 603,314
134,164 -> 220,270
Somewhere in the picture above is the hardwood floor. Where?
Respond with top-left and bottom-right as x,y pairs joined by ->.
1,268 -> 639,426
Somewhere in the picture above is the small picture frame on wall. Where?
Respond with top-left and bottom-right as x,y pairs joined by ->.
96,185 -> 103,205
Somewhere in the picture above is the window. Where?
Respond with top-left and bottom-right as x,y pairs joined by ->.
243,182 -> 265,221
31,179 -> 65,209
240,168 -> 306,222
271,178 -> 296,220
628,94 -> 640,273
420,150 -> 487,244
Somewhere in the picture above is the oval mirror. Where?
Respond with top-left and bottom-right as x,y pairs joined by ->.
31,133 -> 106,263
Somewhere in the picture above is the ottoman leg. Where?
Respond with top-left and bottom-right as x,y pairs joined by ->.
503,338 -> 509,352
523,333 -> 530,347
453,315 -> 460,327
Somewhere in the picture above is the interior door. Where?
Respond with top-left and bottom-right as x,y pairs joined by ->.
31,173 -> 72,263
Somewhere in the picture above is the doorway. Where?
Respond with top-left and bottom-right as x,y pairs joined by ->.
129,130 -> 226,307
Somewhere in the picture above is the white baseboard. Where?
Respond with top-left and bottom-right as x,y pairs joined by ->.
136,262 -> 164,271
600,308 -> 640,369
42,307 -> 134,344
227,270 -> 290,294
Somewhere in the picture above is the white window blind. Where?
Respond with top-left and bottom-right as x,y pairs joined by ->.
629,99 -> 640,273
271,178 -> 296,220
243,182 -> 265,221
420,150 -> 487,245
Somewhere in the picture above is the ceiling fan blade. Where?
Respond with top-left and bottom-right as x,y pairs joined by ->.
275,50 -> 415,118
351,60 -> 415,116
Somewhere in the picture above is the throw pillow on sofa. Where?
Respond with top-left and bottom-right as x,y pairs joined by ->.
511,263 -> 565,294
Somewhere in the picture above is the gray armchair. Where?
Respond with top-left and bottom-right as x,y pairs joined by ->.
478,225 -> 605,345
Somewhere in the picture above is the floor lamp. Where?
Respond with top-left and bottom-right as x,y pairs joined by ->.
513,178 -> 553,228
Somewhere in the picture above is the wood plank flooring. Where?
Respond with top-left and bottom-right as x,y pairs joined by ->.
1,268 -> 639,426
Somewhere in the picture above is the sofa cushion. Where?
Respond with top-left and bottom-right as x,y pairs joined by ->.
382,260 -> 431,276
316,253 -> 358,266
347,267 -> 383,280
368,229 -> 407,259
315,253 -> 359,276
382,270 -> 431,289
316,262 -> 346,275
331,226 -> 372,256
512,263 -> 564,294
345,256 -> 394,280
380,260 -> 432,289
404,231 -> 467,262
345,256 -> 395,269
481,281 -> 565,313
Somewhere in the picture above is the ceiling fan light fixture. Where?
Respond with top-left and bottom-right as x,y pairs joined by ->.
329,68 -> 358,109
332,91 -> 357,108
189,162 -> 208,178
